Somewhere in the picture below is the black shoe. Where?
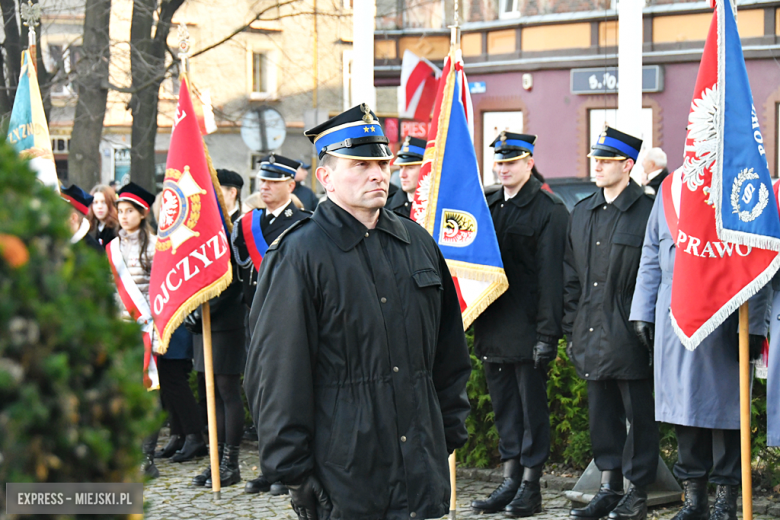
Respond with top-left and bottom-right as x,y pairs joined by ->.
206,444 -> 241,487
710,485 -> 737,520
608,486 -> 647,520
504,466 -> 543,518
570,471 -> 624,519
244,474 -> 272,493
243,425 -> 258,442
191,444 -> 223,486
171,433 -> 207,463
672,479 -> 710,520
471,459 -> 523,513
269,482 -> 288,495
142,454 -> 159,479
154,435 -> 185,459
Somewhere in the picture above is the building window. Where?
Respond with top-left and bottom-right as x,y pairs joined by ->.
252,52 -> 268,94
499,0 -> 520,19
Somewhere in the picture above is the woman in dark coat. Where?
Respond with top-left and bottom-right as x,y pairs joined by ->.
88,184 -> 119,248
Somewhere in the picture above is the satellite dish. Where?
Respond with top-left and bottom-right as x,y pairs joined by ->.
241,107 -> 287,152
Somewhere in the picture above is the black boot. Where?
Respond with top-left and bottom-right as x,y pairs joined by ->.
206,444 -> 241,487
154,435 -> 184,459
191,444 -> 223,486
710,485 -> 737,520
672,479 -> 710,520
269,482 -> 289,495
170,433 -> 207,463
141,436 -> 159,479
245,474 -> 272,493
608,486 -> 647,520
243,424 -> 258,442
570,471 -> 624,519
504,465 -> 543,518
471,459 -> 522,513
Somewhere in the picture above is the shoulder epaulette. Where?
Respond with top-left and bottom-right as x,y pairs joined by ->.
573,191 -> 596,208
267,215 -> 312,251
540,188 -> 565,205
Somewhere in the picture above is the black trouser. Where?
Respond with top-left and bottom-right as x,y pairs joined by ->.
587,378 -> 659,487
484,361 -> 550,468
197,372 -> 244,446
158,357 -> 203,436
674,425 -> 740,485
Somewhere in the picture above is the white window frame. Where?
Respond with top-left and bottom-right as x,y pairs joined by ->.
499,0 -> 521,19
246,47 -> 279,101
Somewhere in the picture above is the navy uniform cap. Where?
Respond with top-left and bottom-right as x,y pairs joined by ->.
305,104 -> 393,161
394,136 -> 425,166
217,169 -> 245,189
61,184 -> 94,216
116,182 -> 155,211
257,154 -> 299,181
588,126 -> 643,162
490,131 -> 537,162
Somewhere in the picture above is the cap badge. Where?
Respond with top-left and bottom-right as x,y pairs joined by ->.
360,103 -> 373,124
500,131 -> 507,143
269,155 -> 276,164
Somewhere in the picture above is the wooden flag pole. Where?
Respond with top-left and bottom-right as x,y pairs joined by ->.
449,451 -> 457,519
202,302 -> 222,499
738,302 -> 752,520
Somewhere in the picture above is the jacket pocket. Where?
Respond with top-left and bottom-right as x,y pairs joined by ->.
325,392 -> 357,469
413,268 -> 442,289
612,232 -> 644,248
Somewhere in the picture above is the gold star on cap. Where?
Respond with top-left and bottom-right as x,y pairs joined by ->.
360,103 -> 373,124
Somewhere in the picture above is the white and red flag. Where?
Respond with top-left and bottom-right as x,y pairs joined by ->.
398,50 -> 442,122
670,0 -> 780,349
149,75 -> 233,351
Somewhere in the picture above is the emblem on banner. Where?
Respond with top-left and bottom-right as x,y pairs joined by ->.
157,166 -> 206,253
682,85 -> 719,192
730,168 -> 768,223
439,209 -> 478,247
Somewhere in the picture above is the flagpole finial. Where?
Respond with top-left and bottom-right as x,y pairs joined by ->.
177,22 -> 191,73
449,0 -> 461,47
21,1 -> 41,50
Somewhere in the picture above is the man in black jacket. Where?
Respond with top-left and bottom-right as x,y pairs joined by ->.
385,135 -> 425,219
470,132 -> 568,517
564,127 -> 658,520
244,104 -> 471,520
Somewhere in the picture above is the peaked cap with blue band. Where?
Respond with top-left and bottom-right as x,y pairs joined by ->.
257,154 -> 299,181
394,136 -> 426,166
490,131 -> 537,162
588,126 -> 642,161
61,184 -> 93,216
305,104 -> 393,161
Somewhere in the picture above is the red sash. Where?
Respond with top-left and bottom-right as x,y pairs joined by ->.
107,237 -> 159,390
661,173 -> 678,240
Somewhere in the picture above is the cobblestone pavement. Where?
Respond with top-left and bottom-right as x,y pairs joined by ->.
144,440 -> 779,520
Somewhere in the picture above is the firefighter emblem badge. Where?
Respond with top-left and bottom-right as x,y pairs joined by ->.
157,165 -> 206,253
439,208 -> 478,247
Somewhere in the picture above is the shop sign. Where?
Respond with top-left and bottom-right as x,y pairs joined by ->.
570,65 -> 663,94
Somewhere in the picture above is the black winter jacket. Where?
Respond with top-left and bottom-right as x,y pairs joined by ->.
244,199 -> 471,520
474,177 -> 569,363
562,180 -> 654,380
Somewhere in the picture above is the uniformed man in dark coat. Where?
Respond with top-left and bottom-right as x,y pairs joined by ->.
469,132 -> 568,517
385,135 -> 425,219
564,127 -> 658,520
232,155 -> 310,308
231,154 -> 309,495
293,162 -> 320,211
244,104 -> 472,520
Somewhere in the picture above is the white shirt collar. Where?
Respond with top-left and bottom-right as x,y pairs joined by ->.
646,168 -> 664,182
406,191 -> 414,202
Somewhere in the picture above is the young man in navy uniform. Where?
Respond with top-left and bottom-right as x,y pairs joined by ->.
470,132 -> 568,517
385,135 -> 425,220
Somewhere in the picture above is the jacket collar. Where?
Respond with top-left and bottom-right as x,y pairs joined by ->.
485,175 -> 542,208
585,178 -> 643,212
313,198 -> 410,251
386,188 -> 410,210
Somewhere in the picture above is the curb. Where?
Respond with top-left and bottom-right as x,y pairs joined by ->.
456,467 -> 577,491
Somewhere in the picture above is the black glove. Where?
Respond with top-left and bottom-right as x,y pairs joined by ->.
566,341 -> 573,361
183,308 -> 202,334
533,341 -> 556,370
748,334 -> 765,362
633,321 -> 655,366
288,474 -> 332,520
